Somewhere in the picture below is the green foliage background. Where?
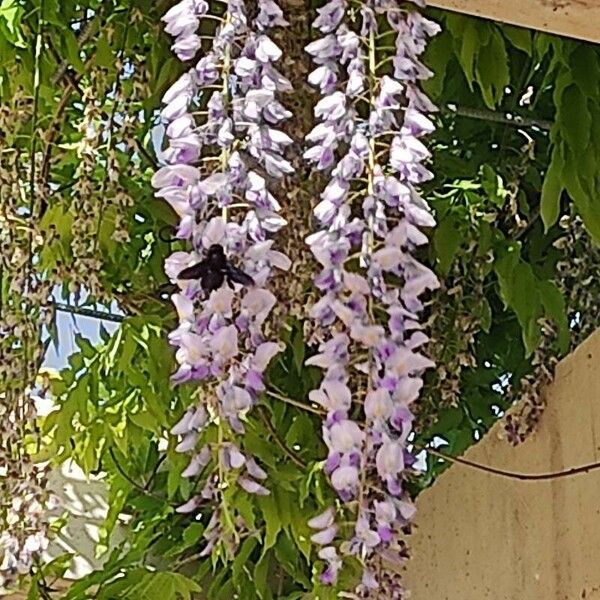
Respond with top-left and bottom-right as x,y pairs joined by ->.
1,0 -> 600,597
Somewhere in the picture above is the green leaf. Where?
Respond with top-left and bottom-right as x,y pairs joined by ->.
130,410 -> 160,432
233,490 -> 256,531
125,571 -> 201,600
0,0 -> 25,47
167,452 -> 188,499
558,84 -> 591,151
62,29 -> 86,73
71,372 -> 90,426
43,552 -> 74,579
80,426 -> 102,475
274,534 -> 310,587
284,412 -> 316,455
427,406 -> 463,436
291,327 -> 305,374
232,537 -> 258,587
95,35 -> 116,70
457,19 -> 480,87
423,31 -> 454,99
569,46 -> 600,98
480,164 -> 507,208
476,30 -> 510,108
534,32 -> 554,59
538,280 -> 570,354
563,157 -> 600,244
433,214 -> 462,275
288,503 -> 313,562
502,25 -> 532,55
75,334 -> 97,359
98,477 -> 129,552
253,554 -> 272,600
475,298 -> 492,333
26,578 -> 41,600
183,522 -> 204,546
495,246 -> 542,355
540,151 -> 565,230
257,494 -> 280,556
68,351 -> 84,373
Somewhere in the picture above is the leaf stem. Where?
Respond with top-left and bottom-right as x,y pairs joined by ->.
108,447 -> 173,504
257,406 -> 307,469
265,389 -> 324,415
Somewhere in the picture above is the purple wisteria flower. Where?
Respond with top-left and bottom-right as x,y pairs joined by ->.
156,0 -> 293,551
304,0 -> 439,594
162,0 -> 209,61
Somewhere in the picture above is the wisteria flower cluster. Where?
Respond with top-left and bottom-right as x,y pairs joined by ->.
155,0 -> 292,541
0,101 -> 58,591
304,0 -> 440,594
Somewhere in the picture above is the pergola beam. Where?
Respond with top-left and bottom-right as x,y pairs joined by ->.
429,0 -> 600,44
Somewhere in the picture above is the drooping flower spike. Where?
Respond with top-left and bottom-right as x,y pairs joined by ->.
155,0 -> 293,548
305,0 -> 439,594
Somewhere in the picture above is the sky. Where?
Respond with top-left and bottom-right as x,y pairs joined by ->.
43,288 -> 122,371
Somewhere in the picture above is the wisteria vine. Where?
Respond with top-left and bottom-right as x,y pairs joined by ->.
154,0 -> 293,549
304,0 -> 439,594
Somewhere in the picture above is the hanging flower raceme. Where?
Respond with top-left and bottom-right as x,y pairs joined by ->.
305,0 -> 439,595
155,0 -> 292,547
0,98 -> 58,591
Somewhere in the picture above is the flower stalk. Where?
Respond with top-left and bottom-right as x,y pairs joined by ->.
304,0 -> 440,594
156,0 -> 294,554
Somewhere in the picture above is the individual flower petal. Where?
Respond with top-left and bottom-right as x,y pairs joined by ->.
253,342 -> 283,370
182,446 -> 212,477
255,35 -> 282,62
175,496 -> 202,514
376,440 -> 405,481
245,457 -> 268,480
210,325 -> 239,361
364,388 -> 393,421
328,420 -> 364,454
310,525 -> 338,545
175,432 -> 198,453
330,465 -> 359,498
308,380 -> 351,413
171,409 -> 195,436
308,507 -> 335,530
238,477 -> 270,496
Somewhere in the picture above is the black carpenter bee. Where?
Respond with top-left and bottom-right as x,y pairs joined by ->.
177,244 -> 255,295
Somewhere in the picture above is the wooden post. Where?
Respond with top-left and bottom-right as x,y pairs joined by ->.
404,329 -> 600,599
429,0 -> 600,43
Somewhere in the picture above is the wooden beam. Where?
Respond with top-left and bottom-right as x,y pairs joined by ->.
429,0 -> 600,43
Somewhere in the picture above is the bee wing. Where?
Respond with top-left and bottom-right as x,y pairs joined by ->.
178,259 -> 210,280
226,265 -> 255,287
201,271 -> 225,294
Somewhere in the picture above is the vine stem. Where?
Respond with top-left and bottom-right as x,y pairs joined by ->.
257,406 -> 307,469
419,445 -> 600,482
210,6 -> 239,548
264,391 -> 600,483
108,447 -> 175,504
52,302 -> 126,323
221,9 -> 232,223
442,104 -> 552,130
216,414 -> 239,545
265,389 -> 323,415
354,10 -> 379,521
